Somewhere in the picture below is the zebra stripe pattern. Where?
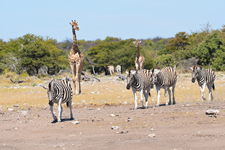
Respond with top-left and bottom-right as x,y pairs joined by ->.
126,69 -> 153,109
190,65 -> 216,101
151,66 -> 177,106
43,79 -> 73,122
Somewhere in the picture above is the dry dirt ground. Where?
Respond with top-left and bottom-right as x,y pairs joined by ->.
1,75 -> 225,150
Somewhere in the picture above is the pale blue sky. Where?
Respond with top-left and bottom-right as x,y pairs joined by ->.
1,0 -> 225,42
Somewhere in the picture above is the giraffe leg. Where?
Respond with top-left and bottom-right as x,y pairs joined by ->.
78,71 -> 81,94
70,64 -> 77,95
74,64 -> 79,95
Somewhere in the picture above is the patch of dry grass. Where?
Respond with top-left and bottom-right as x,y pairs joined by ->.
0,73 -> 225,109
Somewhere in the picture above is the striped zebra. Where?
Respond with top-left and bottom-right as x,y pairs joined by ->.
126,69 -> 153,109
151,66 -> 177,106
190,65 -> 216,101
43,79 -> 73,122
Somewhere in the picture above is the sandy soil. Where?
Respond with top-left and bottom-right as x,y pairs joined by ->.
1,76 -> 225,150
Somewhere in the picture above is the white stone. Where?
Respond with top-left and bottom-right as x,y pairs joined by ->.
206,109 -> 219,115
148,133 -> 156,138
110,114 -> 115,117
71,121 -> 79,125
21,111 -> 28,115
81,100 -> 86,103
111,126 -> 119,130
8,108 -> 13,111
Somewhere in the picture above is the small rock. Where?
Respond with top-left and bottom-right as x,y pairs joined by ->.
206,109 -> 219,115
13,105 -> 19,107
14,127 -> 18,130
111,126 -> 119,130
127,118 -> 133,122
148,133 -> 156,138
8,108 -> 13,111
123,101 -> 127,105
110,114 -> 115,117
97,108 -> 100,110
21,111 -> 28,115
71,121 -> 79,125
81,100 -> 86,103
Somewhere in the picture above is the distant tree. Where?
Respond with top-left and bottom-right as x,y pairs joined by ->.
194,30 -> 225,69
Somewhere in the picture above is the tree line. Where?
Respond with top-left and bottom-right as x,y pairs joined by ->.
1,23 -> 225,76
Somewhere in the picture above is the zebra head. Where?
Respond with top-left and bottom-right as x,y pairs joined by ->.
190,65 -> 202,83
125,69 -> 137,90
151,68 -> 161,85
42,79 -> 57,106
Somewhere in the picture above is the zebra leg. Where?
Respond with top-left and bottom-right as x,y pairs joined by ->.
69,100 -> 74,120
167,88 -> 172,105
140,89 -> 144,108
156,86 -> 161,107
132,88 -> 138,109
50,105 -> 57,122
207,83 -> 213,102
200,83 -> 206,101
172,83 -> 176,104
164,88 -> 168,105
144,88 -> 150,108
57,99 -> 62,122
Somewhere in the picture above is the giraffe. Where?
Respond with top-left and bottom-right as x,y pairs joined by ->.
108,65 -> 114,76
133,40 -> 145,70
68,20 -> 84,95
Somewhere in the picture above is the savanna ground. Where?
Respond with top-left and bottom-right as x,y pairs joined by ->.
0,72 -> 225,150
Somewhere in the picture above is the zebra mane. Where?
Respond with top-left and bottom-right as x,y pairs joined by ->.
48,79 -> 54,91
193,65 -> 202,70
152,67 -> 160,73
129,68 -> 137,72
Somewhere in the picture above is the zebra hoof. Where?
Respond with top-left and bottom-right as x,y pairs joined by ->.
70,117 -> 74,120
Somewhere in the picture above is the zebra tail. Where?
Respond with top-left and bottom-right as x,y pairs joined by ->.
148,92 -> 151,97
212,83 -> 215,91
66,101 -> 69,107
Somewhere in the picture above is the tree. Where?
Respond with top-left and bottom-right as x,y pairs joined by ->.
193,30 -> 224,67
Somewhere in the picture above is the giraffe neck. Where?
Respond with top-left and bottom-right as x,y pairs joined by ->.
72,28 -> 79,54
137,44 -> 140,56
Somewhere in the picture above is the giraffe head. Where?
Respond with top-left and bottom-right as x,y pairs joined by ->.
69,20 -> 79,31
133,40 -> 141,47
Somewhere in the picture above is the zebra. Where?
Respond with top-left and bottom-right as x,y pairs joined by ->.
43,79 -> 73,122
108,65 -> 114,76
151,66 -> 177,107
190,65 -> 216,101
126,69 -> 153,109
116,65 -> 121,74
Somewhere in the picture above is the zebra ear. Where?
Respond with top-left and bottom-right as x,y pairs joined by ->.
42,85 -> 48,90
189,67 -> 193,71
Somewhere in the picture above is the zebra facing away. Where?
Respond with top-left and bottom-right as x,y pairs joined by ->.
190,65 -> 216,101
126,69 -> 153,109
151,66 -> 177,107
43,79 -> 73,122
